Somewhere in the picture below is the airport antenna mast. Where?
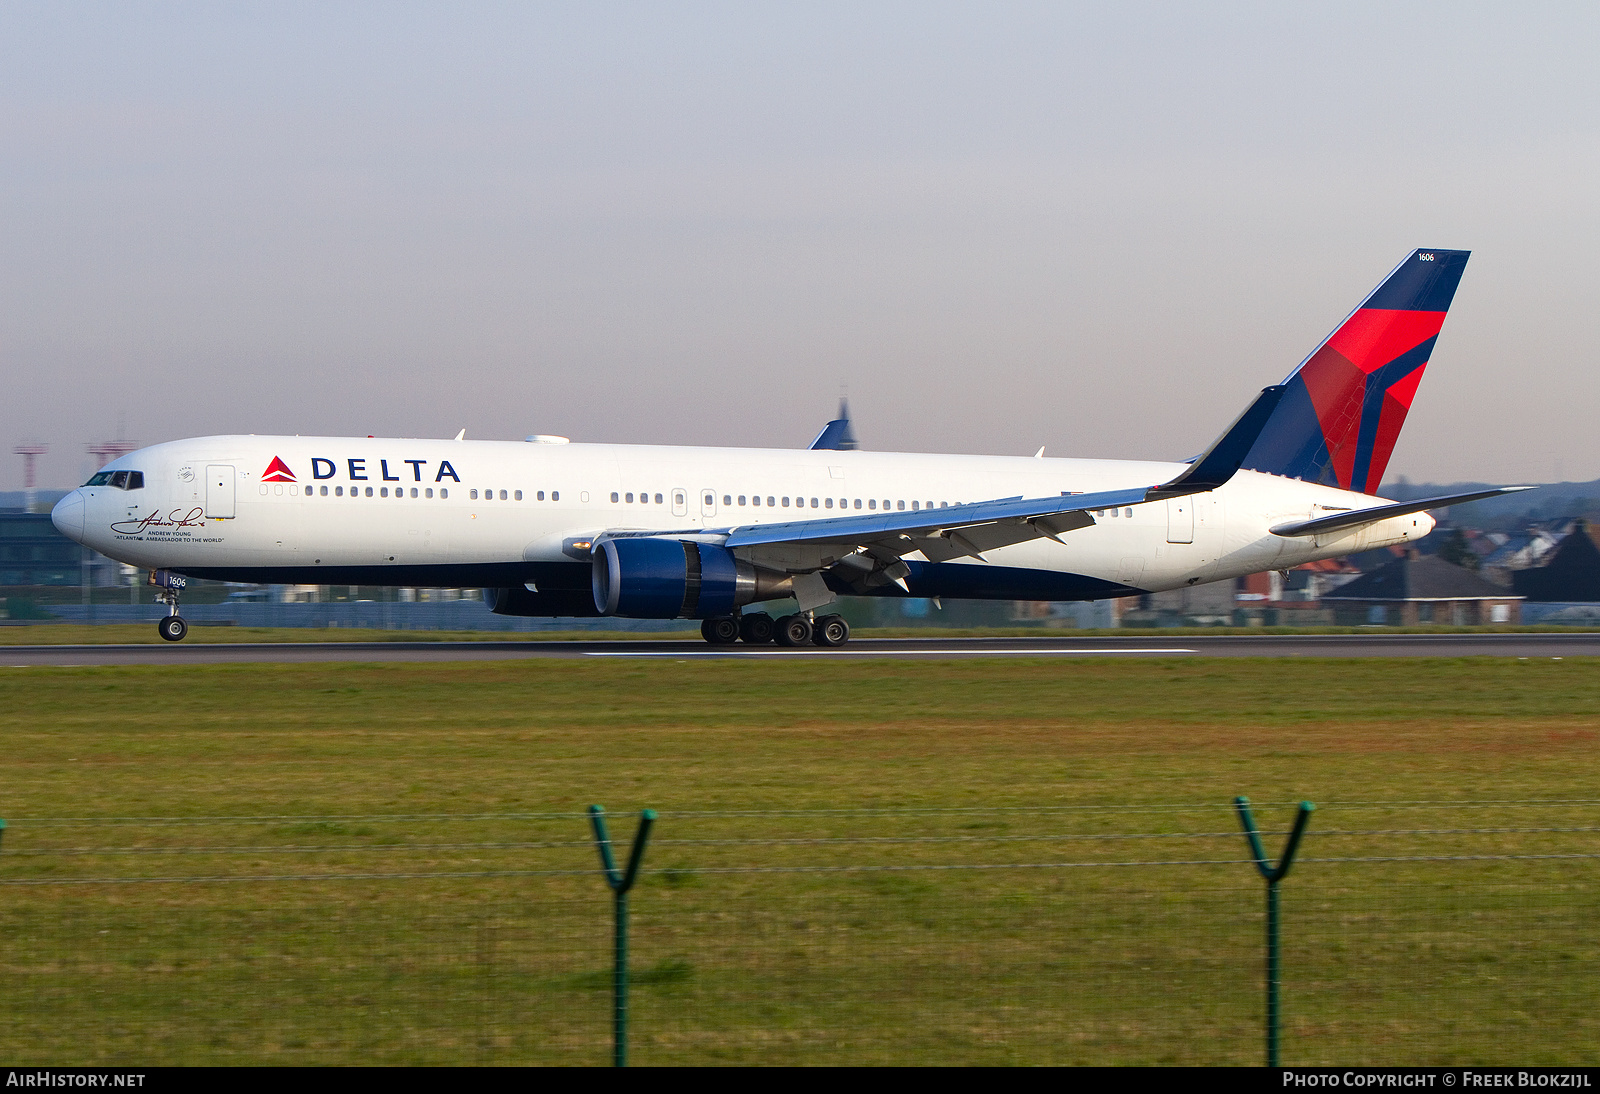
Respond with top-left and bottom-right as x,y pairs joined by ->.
87,438 -> 138,470
13,442 -> 47,513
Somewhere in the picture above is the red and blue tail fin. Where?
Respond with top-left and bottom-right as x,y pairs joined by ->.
1241,248 -> 1469,494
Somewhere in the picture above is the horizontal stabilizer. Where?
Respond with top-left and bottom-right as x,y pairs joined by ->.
1269,486 -> 1534,538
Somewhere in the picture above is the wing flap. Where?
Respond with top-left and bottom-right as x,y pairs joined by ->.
721,485 -> 1151,551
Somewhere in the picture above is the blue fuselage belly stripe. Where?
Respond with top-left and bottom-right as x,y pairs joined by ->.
174,561 -> 590,589
829,561 -> 1143,602
176,560 -> 1140,606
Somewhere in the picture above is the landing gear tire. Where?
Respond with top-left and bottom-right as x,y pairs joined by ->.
150,570 -> 188,642
738,612 -> 775,644
774,614 -> 813,647
701,617 -> 741,645
811,614 -> 850,647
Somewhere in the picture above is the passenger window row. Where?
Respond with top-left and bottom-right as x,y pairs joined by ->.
302,486 -> 562,501
731,496 -> 946,511
609,491 -> 957,512
467,489 -> 553,501
306,485 -> 449,498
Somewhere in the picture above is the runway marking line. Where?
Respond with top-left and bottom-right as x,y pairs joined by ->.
583,648 -> 1198,657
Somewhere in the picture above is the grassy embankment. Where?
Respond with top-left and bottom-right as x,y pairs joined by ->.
2,657 -> 1597,1064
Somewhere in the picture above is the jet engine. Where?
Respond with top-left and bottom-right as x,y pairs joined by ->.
592,537 -> 788,618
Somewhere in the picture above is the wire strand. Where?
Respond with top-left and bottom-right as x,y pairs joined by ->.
7,852 -> 1599,886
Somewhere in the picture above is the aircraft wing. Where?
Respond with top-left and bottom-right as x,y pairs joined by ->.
1269,486 -> 1534,538
724,483 -> 1150,555
712,385 -> 1285,575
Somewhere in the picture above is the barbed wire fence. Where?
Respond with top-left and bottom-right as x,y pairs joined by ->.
1,800 -> 1596,1065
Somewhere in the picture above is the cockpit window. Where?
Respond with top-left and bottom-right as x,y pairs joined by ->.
84,470 -> 144,490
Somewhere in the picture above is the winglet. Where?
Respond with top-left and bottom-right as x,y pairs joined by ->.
1146,385 -> 1286,500
809,399 -> 859,451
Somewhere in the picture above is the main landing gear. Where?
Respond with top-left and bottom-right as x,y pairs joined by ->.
151,570 -> 189,642
700,611 -> 851,648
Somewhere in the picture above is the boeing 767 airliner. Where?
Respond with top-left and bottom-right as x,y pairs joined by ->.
51,248 -> 1522,645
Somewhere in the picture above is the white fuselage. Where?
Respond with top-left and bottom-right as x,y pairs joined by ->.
53,435 -> 1433,603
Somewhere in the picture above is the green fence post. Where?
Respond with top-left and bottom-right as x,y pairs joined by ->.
1234,795 -> 1314,1068
589,804 -> 656,1067
0,817 -> 6,851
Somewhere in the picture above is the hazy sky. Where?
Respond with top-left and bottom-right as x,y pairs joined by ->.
4,2 -> 1598,490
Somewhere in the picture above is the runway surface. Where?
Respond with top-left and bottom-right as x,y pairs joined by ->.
3,632 -> 1598,666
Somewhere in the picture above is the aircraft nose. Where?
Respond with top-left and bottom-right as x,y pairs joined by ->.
51,490 -> 85,541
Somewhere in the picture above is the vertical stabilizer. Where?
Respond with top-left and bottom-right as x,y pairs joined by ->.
809,399 -> 860,451
1242,249 -> 1469,493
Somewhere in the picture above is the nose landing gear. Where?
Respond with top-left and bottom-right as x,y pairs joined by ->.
150,570 -> 189,642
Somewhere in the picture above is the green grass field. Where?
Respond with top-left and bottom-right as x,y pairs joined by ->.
2,656 -> 1598,1064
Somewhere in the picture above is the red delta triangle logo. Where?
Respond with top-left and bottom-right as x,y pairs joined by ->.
261,456 -> 297,483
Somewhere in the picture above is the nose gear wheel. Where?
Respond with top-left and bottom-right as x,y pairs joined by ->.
150,569 -> 189,642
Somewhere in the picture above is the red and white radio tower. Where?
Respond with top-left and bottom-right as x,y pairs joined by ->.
87,438 -> 138,470
13,442 -> 48,513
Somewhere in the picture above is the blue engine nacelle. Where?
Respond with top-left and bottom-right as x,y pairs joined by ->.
592,537 -> 763,619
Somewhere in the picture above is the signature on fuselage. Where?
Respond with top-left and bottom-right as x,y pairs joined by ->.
111,507 -> 209,537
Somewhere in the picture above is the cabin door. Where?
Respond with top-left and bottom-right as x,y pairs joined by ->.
1166,497 -> 1193,544
206,465 -> 236,519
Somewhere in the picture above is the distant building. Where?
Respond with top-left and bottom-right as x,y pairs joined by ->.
1129,578 -> 1236,626
0,511 -> 85,586
1322,550 -> 1521,625
1478,527 -> 1563,580
1222,560 -> 1360,625
1511,519 -> 1600,623
1512,519 -> 1600,602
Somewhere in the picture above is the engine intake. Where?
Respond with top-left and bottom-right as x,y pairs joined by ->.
593,538 -> 784,618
